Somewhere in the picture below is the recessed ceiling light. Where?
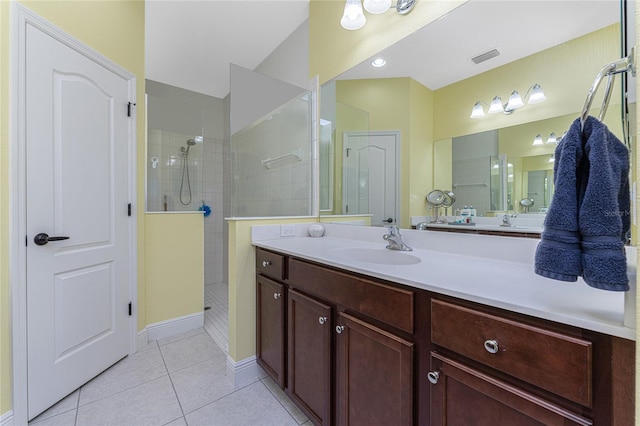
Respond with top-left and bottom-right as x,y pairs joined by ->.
371,58 -> 386,68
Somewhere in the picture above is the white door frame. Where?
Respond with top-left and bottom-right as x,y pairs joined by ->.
9,5 -> 138,424
342,130 -> 401,225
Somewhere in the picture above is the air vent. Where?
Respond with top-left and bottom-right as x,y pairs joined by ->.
471,49 -> 500,64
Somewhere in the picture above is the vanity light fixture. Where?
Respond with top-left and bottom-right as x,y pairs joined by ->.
532,131 -> 564,146
470,83 -> 546,118
341,0 -> 417,30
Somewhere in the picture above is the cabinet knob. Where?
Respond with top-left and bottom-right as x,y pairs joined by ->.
427,371 -> 440,385
484,339 -> 499,354
273,292 -> 281,300
319,317 -> 328,325
262,260 -> 272,267
335,325 -> 345,334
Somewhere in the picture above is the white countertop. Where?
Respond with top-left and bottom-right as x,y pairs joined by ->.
252,223 -> 636,340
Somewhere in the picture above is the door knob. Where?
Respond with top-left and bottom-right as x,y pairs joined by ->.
383,218 -> 393,223
34,233 -> 69,246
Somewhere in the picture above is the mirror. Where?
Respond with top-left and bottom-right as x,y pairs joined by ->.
319,1 -> 633,230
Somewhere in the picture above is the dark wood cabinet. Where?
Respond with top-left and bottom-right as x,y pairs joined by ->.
288,289 -> 332,425
335,312 -> 413,426
255,247 -> 634,426
256,275 -> 286,388
286,256 -> 416,426
429,352 -> 592,426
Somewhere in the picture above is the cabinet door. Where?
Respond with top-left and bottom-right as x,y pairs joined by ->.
335,312 -> 414,426
256,275 -> 285,388
288,289 -> 332,426
429,352 -> 592,426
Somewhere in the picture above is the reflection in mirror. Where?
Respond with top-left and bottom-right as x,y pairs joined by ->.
319,1 -> 632,234
230,64 -> 313,217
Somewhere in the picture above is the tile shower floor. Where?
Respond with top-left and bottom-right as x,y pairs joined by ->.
29,284 -> 309,426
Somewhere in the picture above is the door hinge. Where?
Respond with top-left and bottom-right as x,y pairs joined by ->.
346,148 -> 351,157
127,102 -> 136,117
26,235 -> 28,246
346,205 -> 349,213
128,302 -> 132,316
128,203 -> 132,217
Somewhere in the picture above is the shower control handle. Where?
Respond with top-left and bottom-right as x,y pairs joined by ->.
34,233 -> 69,246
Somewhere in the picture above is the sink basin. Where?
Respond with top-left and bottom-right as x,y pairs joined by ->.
329,247 -> 421,265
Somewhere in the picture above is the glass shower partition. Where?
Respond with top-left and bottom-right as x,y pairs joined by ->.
229,64 -> 314,217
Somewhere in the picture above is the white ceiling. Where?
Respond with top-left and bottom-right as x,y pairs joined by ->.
145,0 -> 621,98
145,0 -> 309,98
338,0 -> 621,89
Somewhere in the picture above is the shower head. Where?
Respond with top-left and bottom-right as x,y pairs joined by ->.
182,138 -> 198,155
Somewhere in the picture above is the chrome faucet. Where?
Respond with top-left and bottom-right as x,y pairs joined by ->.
383,225 -> 413,251
500,213 -> 518,227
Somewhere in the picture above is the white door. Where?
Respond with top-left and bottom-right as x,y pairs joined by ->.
343,131 -> 399,226
25,23 -> 132,419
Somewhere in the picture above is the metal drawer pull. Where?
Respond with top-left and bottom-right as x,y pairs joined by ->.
427,371 -> 440,385
484,339 -> 499,354
262,260 -> 272,267
335,325 -> 345,334
273,293 -> 281,300
319,317 -> 328,325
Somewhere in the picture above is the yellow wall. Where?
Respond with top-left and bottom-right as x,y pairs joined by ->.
0,0 -> 146,416
227,218 -> 316,361
409,78 -> 434,218
145,214 -> 204,324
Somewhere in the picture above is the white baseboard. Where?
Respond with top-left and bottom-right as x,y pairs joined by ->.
226,355 -> 264,387
0,410 -> 13,426
145,312 -> 204,342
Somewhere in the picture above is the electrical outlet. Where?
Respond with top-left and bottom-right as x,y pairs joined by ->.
280,225 -> 296,237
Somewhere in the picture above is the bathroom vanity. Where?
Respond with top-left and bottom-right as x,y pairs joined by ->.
253,224 -> 635,425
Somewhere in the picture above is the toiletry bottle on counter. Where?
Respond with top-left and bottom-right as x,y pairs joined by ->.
460,206 -> 471,223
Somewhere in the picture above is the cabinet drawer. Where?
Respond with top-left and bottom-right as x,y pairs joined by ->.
289,258 -> 414,334
256,248 -> 285,281
431,299 -> 592,407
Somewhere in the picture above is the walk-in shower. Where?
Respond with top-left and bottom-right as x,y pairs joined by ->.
146,131 -> 204,212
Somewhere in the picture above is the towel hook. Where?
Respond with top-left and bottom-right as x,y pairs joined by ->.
580,46 -> 635,131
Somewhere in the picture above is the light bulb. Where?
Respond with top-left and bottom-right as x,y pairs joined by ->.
371,58 -> 386,67
363,0 -> 391,14
505,90 -> 524,111
470,102 -> 485,118
488,96 -> 504,114
341,0 -> 366,30
532,134 -> 544,146
546,132 -> 557,144
528,84 -> 547,104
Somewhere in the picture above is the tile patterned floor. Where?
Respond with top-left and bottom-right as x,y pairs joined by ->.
203,283 -> 228,353
29,284 -> 309,426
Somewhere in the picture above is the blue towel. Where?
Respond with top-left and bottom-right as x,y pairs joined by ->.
534,118 -> 583,282
534,116 -> 630,291
579,116 -> 630,291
